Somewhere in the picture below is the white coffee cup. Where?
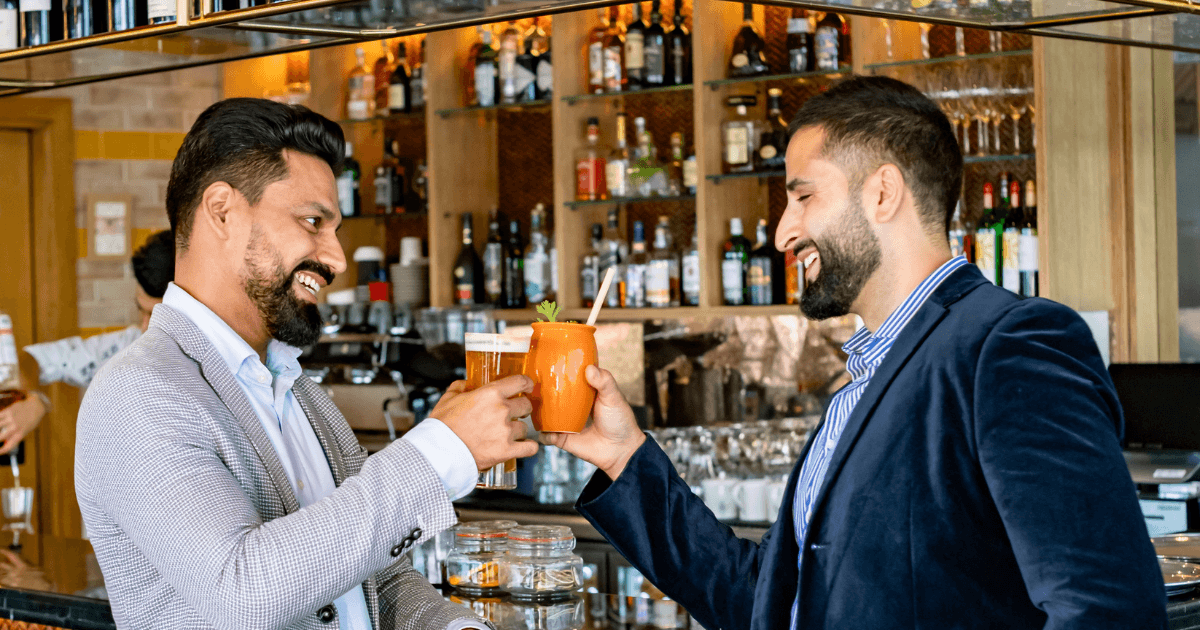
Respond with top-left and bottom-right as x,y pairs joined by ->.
400,237 -> 424,266
700,478 -> 739,521
765,480 -> 788,524
734,478 -> 770,523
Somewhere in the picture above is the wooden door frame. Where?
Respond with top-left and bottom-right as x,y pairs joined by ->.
0,98 -> 79,543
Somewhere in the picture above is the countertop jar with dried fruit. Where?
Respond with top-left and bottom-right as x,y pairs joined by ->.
501,525 -> 584,601
445,520 -> 518,596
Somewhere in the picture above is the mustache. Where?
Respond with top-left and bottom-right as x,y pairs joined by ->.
792,239 -> 818,257
291,260 -> 335,286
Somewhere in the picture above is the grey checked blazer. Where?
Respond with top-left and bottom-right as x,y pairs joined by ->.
76,304 -> 489,630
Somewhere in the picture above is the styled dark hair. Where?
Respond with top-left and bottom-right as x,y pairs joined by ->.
788,76 -> 963,236
131,230 -> 176,298
165,98 -> 345,249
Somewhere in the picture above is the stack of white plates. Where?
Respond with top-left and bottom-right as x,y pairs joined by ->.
391,262 -> 429,308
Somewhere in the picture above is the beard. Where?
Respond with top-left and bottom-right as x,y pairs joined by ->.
242,226 -> 334,348
798,194 -> 882,321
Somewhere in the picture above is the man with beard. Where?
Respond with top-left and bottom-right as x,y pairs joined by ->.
542,76 -> 1166,628
75,98 -> 532,630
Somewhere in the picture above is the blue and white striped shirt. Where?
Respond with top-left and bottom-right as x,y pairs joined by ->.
790,255 -> 969,627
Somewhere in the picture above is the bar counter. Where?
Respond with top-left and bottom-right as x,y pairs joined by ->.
2,531 -> 1195,630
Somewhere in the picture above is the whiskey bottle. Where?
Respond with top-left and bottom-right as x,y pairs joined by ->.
607,112 -> 632,199
473,27 -> 498,107
388,41 -> 411,114
336,142 -> 361,218
516,37 -> 540,102
625,2 -> 647,91
722,95 -> 758,174
603,5 -> 626,93
666,0 -> 691,86
747,219 -> 774,305
682,224 -> 700,306
453,213 -> 484,305
666,132 -> 685,196
728,3 -> 769,78
525,16 -> 551,100
410,38 -> 426,110
787,8 -> 814,73
587,8 -> 609,94
722,218 -> 751,306
346,47 -> 375,120
525,204 -> 552,304
625,221 -> 649,308
373,140 -> 402,215
646,217 -> 677,308
758,88 -> 788,171
373,40 -> 395,113
644,0 -> 667,87
504,219 -> 527,308
575,117 -> 609,201
483,209 -> 505,306
814,12 -> 845,71
599,208 -> 628,308
580,223 -> 603,308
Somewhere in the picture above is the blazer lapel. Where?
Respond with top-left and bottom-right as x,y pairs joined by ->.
292,383 -> 347,485
151,305 -> 302,515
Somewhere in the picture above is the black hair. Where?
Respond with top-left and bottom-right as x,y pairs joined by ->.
788,76 -> 963,237
131,230 -> 175,298
165,98 -> 345,250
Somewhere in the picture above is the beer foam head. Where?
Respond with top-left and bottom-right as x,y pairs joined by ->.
465,332 -> 530,353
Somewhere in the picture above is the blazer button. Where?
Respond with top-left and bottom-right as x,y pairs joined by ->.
317,605 -> 335,623
390,544 -> 403,557
411,527 -> 423,540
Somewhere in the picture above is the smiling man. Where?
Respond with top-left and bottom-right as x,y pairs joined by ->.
76,99 -> 534,630
544,76 -> 1166,629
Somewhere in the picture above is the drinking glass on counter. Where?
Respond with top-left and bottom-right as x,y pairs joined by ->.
465,332 -> 530,490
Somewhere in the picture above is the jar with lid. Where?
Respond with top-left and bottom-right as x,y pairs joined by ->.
445,520 -> 518,595
722,94 -> 759,174
501,525 -> 584,600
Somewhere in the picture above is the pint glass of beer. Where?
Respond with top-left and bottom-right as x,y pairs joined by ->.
464,332 -> 531,490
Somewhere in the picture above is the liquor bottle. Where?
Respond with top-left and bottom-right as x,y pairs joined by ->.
625,221 -> 649,308
728,3 -> 769,78
682,224 -> 700,306
666,0 -> 691,86
786,8 -> 814,73
603,5 -> 626,93
0,0 -> 15,50
1002,179 -> 1021,294
525,204 -> 552,305
748,219 -> 775,305
336,142 -> 361,217
814,12 -> 845,71
146,0 -> 171,26
644,0 -> 666,87
666,132 -> 685,196
646,219 -> 673,308
0,309 -> 18,391
997,171 -> 1011,209
683,147 -> 698,196
65,0 -> 91,39
453,213 -> 484,305
109,0 -> 133,33
607,112 -> 632,199
373,40 -> 396,113
525,16 -> 551,100
483,209 -> 505,306
839,13 -> 853,67
580,223 -> 603,308
599,208 -> 628,308
758,88 -> 788,171
1019,180 -> 1039,298
515,37 -> 540,102
473,27 -> 498,107
388,41 -> 410,114
948,201 -> 974,263
722,218 -> 751,306
373,141 -> 401,215
410,38 -> 425,110
575,117 -> 609,201
722,95 -> 758,174
975,183 -> 997,286
505,219 -> 527,308
499,20 -> 521,105
465,26 -> 484,106
346,47 -> 375,120
625,2 -> 646,91
631,116 -> 665,197
535,32 -> 553,100
587,8 -> 609,94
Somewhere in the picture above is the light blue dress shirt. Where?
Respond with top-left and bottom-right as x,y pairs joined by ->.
164,283 -> 480,630
789,256 -> 970,628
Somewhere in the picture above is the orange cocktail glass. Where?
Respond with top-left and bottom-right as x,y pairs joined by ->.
524,322 -> 598,433
465,332 -> 530,489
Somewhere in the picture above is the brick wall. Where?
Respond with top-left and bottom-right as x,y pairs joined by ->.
38,67 -> 223,335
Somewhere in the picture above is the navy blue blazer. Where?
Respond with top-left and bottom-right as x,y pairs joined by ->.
576,264 -> 1166,630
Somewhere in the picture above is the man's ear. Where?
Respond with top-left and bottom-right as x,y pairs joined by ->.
196,181 -> 237,241
865,163 -> 906,225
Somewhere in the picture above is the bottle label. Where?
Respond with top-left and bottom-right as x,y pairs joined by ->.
722,259 -> 744,304
948,228 -> 965,258
388,84 -> 406,111
646,260 -> 671,307
581,266 -> 598,302
373,175 -> 391,210
645,44 -> 664,82
337,174 -> 355,217
0,9 -> 17,50
455,283 -> 474,304
671,43 -> 687,80
606,160 -> 627,196
626,32 -> 645,70
788,17 -> 812,34
589,42 -> 604,87
21,0 -> 49,11
759,145 -> 777,160
475,63 -> 496,106
683,252 -> 700,299
731,53 -> 749,69
975,229 -> 995,285
682,157 -> 698,188
525,253 -> 548,302
483,244 -> 503,298
513,62 -> 537,99
725,127 -> 750,166
1019,231 -> 1039,271
0,314 -> 17,366
788,45 -> 809,73
604,46 -> 623,90
576,158 -> 605,198
625,264 -> 646,307
815,26 -> 839,70
536,58 -> 553,93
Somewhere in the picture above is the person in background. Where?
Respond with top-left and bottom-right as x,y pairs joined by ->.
0,231 -> 176,455
544,76 -> 1166,630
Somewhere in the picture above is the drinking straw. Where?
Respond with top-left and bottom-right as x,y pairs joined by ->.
586,267 -> 617,327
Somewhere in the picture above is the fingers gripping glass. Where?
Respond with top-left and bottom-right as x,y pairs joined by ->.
465,332 -> 531,490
